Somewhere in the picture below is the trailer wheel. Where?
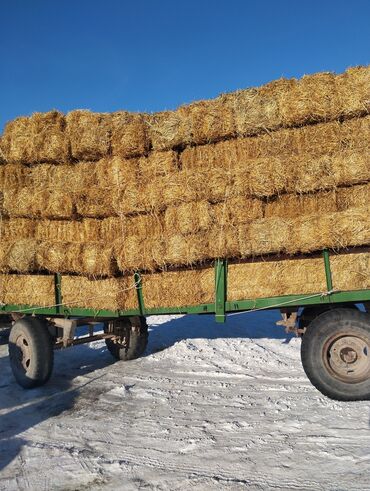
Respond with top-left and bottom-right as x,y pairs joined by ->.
104,316 -> 148,361
8,317 -> 54,389
301,308 -> 370,401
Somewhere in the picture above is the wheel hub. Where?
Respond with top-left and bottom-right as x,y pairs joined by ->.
15,334 -> 31,372
325,335 -> 370,383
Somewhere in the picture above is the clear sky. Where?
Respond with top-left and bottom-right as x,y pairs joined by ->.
0,0 -> 369,131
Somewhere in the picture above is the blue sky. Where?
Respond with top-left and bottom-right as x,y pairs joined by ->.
0,0 -> 369,131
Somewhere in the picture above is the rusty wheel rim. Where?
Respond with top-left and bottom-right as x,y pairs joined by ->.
323,334 -> 370,384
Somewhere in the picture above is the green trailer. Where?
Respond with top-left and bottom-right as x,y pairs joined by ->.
1,249 -> 370,401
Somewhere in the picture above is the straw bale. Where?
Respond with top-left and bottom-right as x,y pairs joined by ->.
245,216 -> 292,256
228,256 -> 327,301
36,242 -> 116,276
164,201 -> 213,235
94,156 -> 139,188
114,214 -> 165,272
265,190 -> 337,219
331,251 -> 370,291
337,183 -> 370,211
66,110 -> 111,160
1,111 -> 69,164
137,170 -> 200,213
76,189 -> 115,218
0,274 -> 55,307
289,207 -> 370,254
62,276 -> 128,311
147,107 -> 192,151
138,150 -> 179,182
140,268 -> 215,309
0,239 -> 37,273
115,234 -> 165,273
0,164 -> 30,190
336,66 -> 370,117
279,72 -> 339,126
331,151 -> 369,187
181,116 -> 370,170
212,197 -> 263,226
35,219 -> 101,242
3,188 -> 75,218
163,232 -> 209,267
0,137 -> 6,164
228,78 -> 292,137
187,95 -> 235,144
28,162 -> 97,192
111,112 -> 149,158
0,218 -> 36,240
207,226 -> 240,259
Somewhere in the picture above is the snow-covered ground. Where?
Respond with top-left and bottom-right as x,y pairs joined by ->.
0,312 -> 370,490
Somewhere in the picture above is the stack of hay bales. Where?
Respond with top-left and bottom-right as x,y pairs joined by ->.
0,66 -> 369,311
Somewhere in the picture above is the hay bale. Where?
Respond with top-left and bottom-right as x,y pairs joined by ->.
111,111 -> 149,158
289,207 -> 370,254
1,111 -> 69,164
62,276 -> 128,311
115,234 -> 165,272
337,183 -> 370,211
3,188 -> 75,218
0,137 -> 6,164
228,256 -> 327,301
29,162 -> 97,192
331,251 -> 370,291
35,219 -> 101,242
163,233 -> 208,267
66,110 -> 111,160
207,225 -> 240,259
138,150 -> 179,182
279,72 -> 339,126
0,274 -> 55,307
265,190 -> 337,218
94,156 -> 139,188
212,197 -> 263,226
187,95 -> 235,144
0,164 -> 30,191
0,239 -> 37,273
181,116 -> 370,170
0,218 -> 36,240
164,201 -> 213,235
332,151 -> 369,187
139,268 -> 215,309
147,107 -> 192,151
36,242 -> 116,276
228,78 -> 292,137
76,190 -> 116,218
336,66 -> 370,117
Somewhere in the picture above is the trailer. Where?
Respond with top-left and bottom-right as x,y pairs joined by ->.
1,249 -> 370,401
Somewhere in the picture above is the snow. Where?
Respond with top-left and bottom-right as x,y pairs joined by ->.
1,311 -> 370,490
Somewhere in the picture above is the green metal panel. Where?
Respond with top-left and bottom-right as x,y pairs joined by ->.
2,289 -> 369,318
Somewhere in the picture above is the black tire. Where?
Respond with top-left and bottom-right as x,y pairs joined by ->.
301,308 -> 370,401
8,317 -> 54,389
104,316 -> 148,361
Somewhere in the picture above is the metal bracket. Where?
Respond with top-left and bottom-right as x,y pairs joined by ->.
215,259 -> 227,323
50,317 -> 77,348
134,272 -> 145,316
322,250 -> 333,293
